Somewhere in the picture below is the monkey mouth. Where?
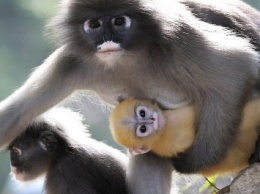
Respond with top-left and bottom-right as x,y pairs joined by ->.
97,48 -> 122,53
96,49 -> 123,62
10,166 -> 26,181
96,41 -> 123,62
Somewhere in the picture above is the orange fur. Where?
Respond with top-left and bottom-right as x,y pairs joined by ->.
110,98 -> 260,177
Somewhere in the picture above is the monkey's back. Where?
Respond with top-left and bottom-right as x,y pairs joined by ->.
45,142 -> 128,194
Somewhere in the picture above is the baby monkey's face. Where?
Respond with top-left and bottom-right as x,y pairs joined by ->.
8,129 -> 57,181
133,104 -> 165,138
110,99 -> 165,155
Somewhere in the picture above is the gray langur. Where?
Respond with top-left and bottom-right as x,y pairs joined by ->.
8,108 -> 128,194
0,0 -> 259,193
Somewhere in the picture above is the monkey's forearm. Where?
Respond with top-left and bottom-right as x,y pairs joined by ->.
173,93 -> 246,173
0,48 -> 81,148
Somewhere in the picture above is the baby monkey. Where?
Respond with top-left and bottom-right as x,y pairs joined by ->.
8,108 -> 128,194
110,99 -> 260,176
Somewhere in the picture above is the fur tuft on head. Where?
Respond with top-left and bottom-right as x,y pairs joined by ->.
33,107 -> 89,147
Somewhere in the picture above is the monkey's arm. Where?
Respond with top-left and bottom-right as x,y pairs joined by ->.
172,27 -> 259,173
200,99 -> 260,176
127,153 -> 173,194
0,47 -> 83,148
173,93 -> 249,173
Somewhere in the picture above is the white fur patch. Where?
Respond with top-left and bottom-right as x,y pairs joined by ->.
97,41 -> 121,52
124,16 -> 131,28
96,41 -> 123,62
11,166 -> 25,181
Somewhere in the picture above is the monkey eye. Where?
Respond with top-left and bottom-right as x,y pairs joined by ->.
112,16 -> 131,28
84,19 -> 102,32
136,125 -> 147,137
136,124 -> 154,137
114,17 -> 126,26
12,147 -> 22,156
139,110 -> 146,118
89,19 -> 101,28
140,125 -> 147,133
136,106 -> 150,119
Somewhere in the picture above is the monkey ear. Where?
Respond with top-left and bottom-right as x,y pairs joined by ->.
39,131 -> 58,152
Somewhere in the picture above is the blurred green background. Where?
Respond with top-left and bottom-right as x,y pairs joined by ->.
0,0 -> 259,193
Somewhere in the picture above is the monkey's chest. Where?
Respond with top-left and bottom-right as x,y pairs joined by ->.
92,74 -> 190,109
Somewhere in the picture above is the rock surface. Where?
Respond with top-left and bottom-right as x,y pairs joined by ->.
217,163 -> 260,194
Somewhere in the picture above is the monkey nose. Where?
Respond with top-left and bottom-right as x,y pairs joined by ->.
152,112 -> 159,129
103,34 -> 113,42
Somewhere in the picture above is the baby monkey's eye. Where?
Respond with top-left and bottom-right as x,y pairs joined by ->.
139,110 -> 146,118
136,123 -> 155,138
136,106 -> 149,119
140,125 -> 147,133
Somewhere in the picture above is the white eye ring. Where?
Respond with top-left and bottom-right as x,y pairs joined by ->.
136,106 -> 149,119
136,124 -> 154,137
84,19 -> 102,32
112,16 -> 131,28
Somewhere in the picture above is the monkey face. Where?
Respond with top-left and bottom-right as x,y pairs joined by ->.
82,14 -> 133,62
49,0 -> 161,63
8,130 -> 57,181
133,104 -> 165,138
110,99 -> 165,155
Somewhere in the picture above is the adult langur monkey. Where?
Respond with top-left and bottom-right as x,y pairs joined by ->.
0,0 -> 259,193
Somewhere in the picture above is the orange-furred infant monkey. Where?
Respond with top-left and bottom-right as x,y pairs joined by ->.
109,99 -> 260,176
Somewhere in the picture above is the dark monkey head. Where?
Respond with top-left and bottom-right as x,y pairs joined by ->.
48,0 -> 162,63
8,123 -> 62,181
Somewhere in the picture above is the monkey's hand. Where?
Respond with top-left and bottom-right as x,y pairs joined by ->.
249,136 -> 260,165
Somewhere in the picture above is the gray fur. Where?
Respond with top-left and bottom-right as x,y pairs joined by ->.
127,153 -> 173,194
0,0 -> 260,193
